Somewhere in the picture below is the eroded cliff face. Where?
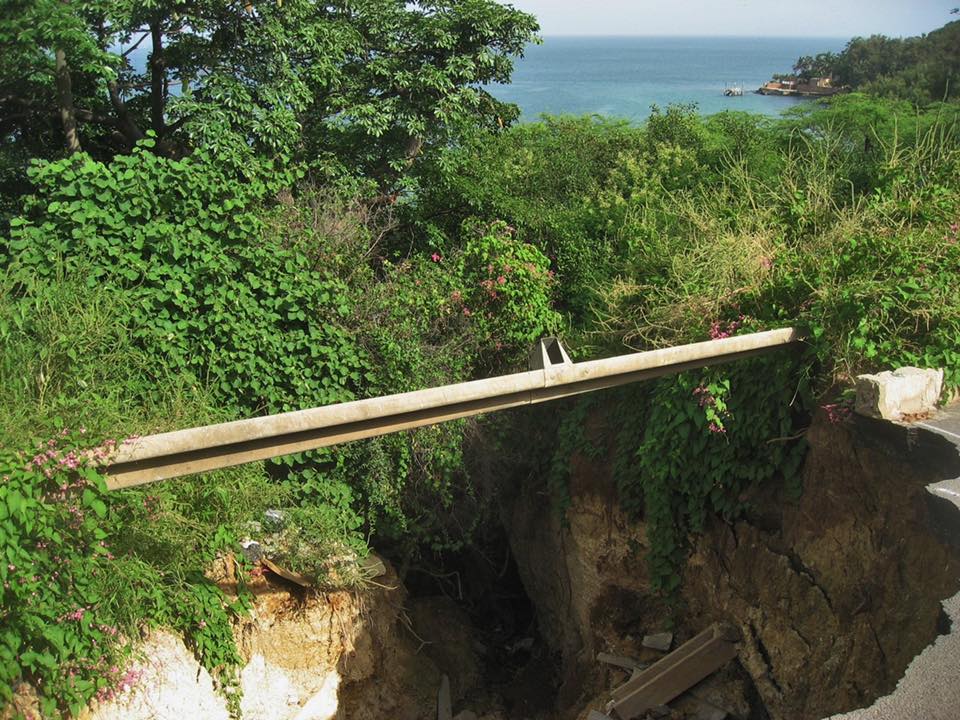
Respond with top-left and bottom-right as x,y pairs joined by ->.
37,408 -> 960,720
501,429 -> 661,714
683,413 -> 960,719
74,561 -> 452,720
501,411 -> 960,720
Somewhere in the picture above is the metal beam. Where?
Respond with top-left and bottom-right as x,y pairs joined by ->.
104,328 -> 802,490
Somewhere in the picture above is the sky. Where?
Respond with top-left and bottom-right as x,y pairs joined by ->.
505,1 -> 957,38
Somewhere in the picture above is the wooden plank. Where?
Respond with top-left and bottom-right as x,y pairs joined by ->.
609,637 -> 738,720
610,625 -> 717,702
261,557 -> 312,587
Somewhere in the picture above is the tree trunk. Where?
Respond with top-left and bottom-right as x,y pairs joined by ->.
149,21 -> 167,134
54,48 -> 81,154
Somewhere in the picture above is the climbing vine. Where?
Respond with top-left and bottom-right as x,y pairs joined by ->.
0,428 -> 268,717
622,352 -> 810,592
547,343 -> 812,596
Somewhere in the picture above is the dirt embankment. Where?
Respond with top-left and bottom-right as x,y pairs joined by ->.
500,410 -> 960,719
61,560 -> 456,720
23,407 -> 959,720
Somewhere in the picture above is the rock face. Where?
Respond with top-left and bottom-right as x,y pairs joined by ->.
501,409 -> 960,720
854,367 -> 943,420
81,560 -> 466,720
683,413 -> 960,719
501,412 -> 670,714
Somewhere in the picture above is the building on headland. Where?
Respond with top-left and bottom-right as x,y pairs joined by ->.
756,76 -> 847,97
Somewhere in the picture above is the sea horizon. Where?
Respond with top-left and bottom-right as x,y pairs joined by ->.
533,33 -> 851,39
490,35 -> 850,121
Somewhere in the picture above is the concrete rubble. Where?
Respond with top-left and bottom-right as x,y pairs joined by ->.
641,632 -> 673,652
597,652 -> 645,671
854,366 -> 943,420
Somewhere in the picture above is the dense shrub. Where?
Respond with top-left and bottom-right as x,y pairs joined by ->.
0,135 -> 565,712
426,97 -> 960,594
4,146 -> 365,416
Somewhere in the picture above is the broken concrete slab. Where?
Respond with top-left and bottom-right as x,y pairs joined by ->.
642,632 -> 673,652
587,711 -> 615,720
438,674 -> 452,720
598,652 -> 645,671
855,367 -> 943,421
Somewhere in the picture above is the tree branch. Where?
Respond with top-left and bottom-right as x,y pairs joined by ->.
164,115 -> 191,134
107,80 -> 145,145
121,32 -> 150,58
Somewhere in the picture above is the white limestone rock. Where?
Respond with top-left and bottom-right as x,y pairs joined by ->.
855,367 -> 944,420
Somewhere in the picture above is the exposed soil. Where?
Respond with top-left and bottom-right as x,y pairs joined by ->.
60,405 -> 960,720
486,406 -> 960,720
681,413 -> 960,719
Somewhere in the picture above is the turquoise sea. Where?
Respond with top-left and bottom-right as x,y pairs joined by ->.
489,36 -> 848,121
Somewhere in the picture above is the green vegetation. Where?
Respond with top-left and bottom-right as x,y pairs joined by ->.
2,3 -> 960,717
420,98 -> 960,592
789,18 -> 960,104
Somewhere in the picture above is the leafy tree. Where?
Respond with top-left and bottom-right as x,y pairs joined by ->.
781,19 -> 960,104
793,52 -> 839,81
0,1 -> 538,188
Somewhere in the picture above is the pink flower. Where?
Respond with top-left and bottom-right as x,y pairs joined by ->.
709,315 -> 744,340
431,252 -> 441,262
497,276 -> 506,285
822,402 -> 851,425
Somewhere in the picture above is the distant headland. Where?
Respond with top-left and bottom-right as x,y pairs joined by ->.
757,17 -> 958,104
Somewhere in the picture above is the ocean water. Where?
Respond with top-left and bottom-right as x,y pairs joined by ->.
489,36 -> 848,122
